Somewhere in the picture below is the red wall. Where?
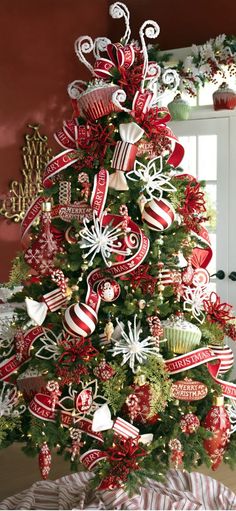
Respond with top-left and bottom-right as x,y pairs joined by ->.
108,0 -> 236,49
0,0 -> 235,281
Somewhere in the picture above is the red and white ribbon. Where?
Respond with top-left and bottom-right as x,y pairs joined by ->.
165,347 -> 236,400
90,168 -> 109,219
80,449 -> 107,470
29,393 -> 56,422
113,417 -> 139,439
43,149 -> 80,188
21,196 -> 45,242
0,326 -> 44,382
54,120 -> 93,151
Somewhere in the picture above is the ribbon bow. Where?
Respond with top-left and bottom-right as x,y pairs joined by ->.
107,436 -> 146,463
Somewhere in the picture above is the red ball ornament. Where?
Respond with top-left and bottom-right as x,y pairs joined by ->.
142,198 -> 175,231
63,302 -> 97,337
180,413 -> 200,434
204,396 -> 231,470
208,343 -> 234,375
124,383 -> 159,425
39,442 -> 51,480
97,278 -> 121,302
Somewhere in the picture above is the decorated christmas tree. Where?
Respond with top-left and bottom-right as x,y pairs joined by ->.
1,2 -> 236,494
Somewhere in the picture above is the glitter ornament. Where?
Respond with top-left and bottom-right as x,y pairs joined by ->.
124,383 -> 159,425
180,413 -> 200,434
142,198 -> 175,231
97,278 -> 121,302
38,442 -> 51,480
204,396 -> 231,470
63,302 -> 97,337
93,359 -> 115,381
169,438 -> 184,467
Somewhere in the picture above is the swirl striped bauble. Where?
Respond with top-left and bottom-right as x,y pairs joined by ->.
142,198 -> 175,231
63,302 -> 97,337
208,344 -> 234,375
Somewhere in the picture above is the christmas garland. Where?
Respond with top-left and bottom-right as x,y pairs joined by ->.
149,33 -> 236,97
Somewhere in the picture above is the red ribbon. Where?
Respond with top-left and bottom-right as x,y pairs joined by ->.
93,42 -> 135,79
131,91 -> 184,168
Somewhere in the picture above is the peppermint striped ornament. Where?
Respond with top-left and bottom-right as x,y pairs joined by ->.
63,302 -> 97,337
142,198 -> 175,231
209,343 -> 234,375
113,417 -> 139,439
43,288 -> 67,312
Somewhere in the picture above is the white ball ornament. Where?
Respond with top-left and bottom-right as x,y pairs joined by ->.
63,302 -> 97,337
142,198 -> 175,231
209,343 -> 234,374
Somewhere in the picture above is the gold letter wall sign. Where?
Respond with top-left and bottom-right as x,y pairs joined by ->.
0,125 -> 52,222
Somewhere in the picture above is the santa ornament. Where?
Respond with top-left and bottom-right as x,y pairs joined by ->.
97,278 -> 121,302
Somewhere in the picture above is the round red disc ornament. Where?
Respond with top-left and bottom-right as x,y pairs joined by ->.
97,278 -> 121,302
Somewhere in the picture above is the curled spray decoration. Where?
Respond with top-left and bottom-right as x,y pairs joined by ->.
109,2 -> 131,44
74,36 -> 95,75
112,89 -> 130,113
147,61 -> 161,79
124,232 -> 139,250
162,68 -> 180,90
139,20 -> 160,92
93,37 -> 111,58
67,80 -> 87,99
151,68 -> 180,106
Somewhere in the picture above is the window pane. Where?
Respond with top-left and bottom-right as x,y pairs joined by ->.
198,135 -> 217,180
205,183 -> 217,232
178,136 -> 197,176
208,232 -> 216,276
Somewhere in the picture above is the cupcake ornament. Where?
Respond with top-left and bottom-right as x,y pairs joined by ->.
162,314 -> 202,354
213,82 -> 236,111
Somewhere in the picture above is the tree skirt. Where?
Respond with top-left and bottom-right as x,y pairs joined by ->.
0,469 -> 236,510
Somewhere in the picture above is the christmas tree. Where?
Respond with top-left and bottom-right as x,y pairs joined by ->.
1,2 -> 236,493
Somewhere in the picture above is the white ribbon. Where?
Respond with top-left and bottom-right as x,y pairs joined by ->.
25,298 -> 48,326
92,403 -> 113,432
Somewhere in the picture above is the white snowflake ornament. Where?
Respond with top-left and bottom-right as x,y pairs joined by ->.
110,315 -> 160,372
183,285 -> 208,324
127,156 -> 176,201
79,211 -> 131,267
228,400 -> 236,435
0,382 -> 26,417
